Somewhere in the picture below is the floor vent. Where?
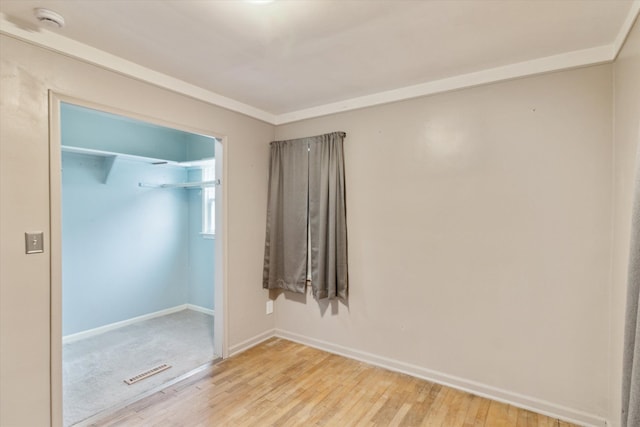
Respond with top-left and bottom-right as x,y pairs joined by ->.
124,364 -> 171,385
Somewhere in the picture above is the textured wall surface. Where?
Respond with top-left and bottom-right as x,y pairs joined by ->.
610,16 -> 640,427
275,65 -> 613,422
0,34 -> 274,427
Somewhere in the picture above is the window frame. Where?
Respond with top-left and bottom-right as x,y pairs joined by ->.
201,164 -> 215,238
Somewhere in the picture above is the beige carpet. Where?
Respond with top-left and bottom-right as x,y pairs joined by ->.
63,309 -> 215,426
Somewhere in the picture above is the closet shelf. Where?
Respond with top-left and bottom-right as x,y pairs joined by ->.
61,145 -> 214,168
138,180 -> 219,189
61,145 -> 214,184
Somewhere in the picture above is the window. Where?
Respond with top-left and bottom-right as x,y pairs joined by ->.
202,165 -> 215,237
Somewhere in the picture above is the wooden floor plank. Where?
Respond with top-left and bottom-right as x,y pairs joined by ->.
421,386 -> 452,427
87,338 -> 582,427
472,398 -> 492,426
398,382 -> 436,426
485,401 -> 511,427
461,394 -> 483,427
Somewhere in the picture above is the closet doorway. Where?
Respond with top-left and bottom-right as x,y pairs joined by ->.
50,97 -> 225,427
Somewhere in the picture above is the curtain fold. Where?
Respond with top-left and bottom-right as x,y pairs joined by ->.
262,140 -> 309,294
309,132 -> 348,299
262,132 -> 348,300
622,161 -> 640,427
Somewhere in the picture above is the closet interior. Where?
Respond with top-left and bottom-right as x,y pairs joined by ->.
60,102 -> 218,426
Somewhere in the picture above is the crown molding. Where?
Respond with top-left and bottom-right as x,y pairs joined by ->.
2,2 -> 639,126
0,14 -> 277,124
612,0 -> 640,60
276,0 -> 639,124
274,44 -> 613,125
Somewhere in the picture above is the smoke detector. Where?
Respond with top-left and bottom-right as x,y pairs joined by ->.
34,8 -> 65,29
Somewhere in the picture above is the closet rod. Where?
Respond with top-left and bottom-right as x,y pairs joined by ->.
138,179 -> 219,189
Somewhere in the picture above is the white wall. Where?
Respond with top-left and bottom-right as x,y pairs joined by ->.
274,65 -> 613,425
0,34 -> 274,427
610,16 -> 640,427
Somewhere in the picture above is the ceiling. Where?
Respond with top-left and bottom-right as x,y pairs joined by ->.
0,0 -> 638,124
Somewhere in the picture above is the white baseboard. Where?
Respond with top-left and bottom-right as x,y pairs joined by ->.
186,304 -> 215,316
63,304 -> 189,343
228,329 -> 275,357
274,329 -> 607,427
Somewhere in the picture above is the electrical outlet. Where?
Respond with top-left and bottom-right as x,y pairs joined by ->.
266,300 -> 274,315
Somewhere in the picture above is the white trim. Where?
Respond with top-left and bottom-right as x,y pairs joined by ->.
3,4 -> 640,125
213,136 -> 229,359
0,15 -> 275,124
186,304 -> 215,316
49,91 -> 64,427
228,329 -> 276,357
612,1 -> 640,60
49,92 -> 228,427
62,305 -> 214,343
62,305 -> 188,344
274,44 -> 612,124
274,329 -> 608,427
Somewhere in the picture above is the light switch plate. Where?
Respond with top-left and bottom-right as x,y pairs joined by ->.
25,232 -> 44,254
266,300 -> 274,315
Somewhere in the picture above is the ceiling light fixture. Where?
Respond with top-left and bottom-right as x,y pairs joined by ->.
34,8 -> 65,29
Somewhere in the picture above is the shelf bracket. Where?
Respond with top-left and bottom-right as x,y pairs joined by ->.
103,155 -> 118,184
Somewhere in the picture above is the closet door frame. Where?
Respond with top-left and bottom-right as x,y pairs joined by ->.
48,92 -> 228,427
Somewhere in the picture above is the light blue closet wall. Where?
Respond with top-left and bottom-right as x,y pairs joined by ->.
61,103 -> 215,336
62,103 -> 214,161
62,153 -> 189,334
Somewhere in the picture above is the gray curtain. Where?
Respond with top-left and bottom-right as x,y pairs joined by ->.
263,132 -> 348,300
262,140 -> 309,294
623,162 -> 640,427
309,132 -> 348,299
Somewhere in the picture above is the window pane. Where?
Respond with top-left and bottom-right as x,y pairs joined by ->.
202,165 -> 215,235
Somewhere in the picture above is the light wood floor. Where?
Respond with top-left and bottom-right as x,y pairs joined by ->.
90,338 -> 580,427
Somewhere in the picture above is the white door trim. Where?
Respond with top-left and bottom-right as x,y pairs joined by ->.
48,91 -> 229,427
